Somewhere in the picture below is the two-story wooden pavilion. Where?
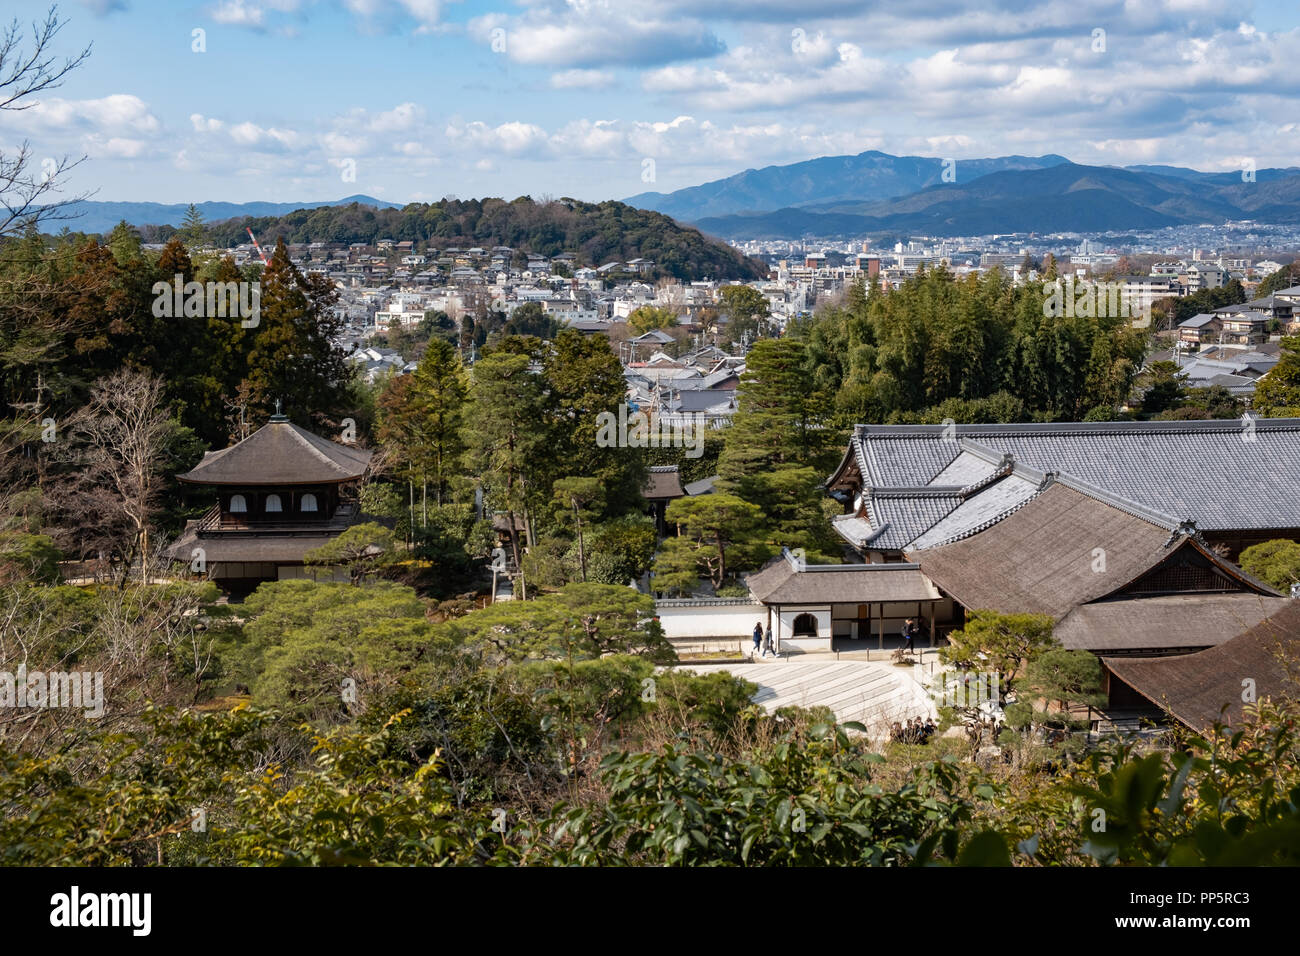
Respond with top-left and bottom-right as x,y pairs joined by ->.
166,408 -> 372,592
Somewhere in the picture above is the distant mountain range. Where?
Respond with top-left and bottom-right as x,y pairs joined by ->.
625,151 -> 1300,239
691,165 -> 1300,240
53,195 -> 401,235
624,151 -> 1072,221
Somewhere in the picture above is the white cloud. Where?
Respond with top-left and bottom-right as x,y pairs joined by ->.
225,121 -> 301,149
468,6 -> 723,68
19,94 -> 160,134
336,0 -> 449,32
190,114 -> 224,133
445,120 -> 550,156
86,136 -> 149,159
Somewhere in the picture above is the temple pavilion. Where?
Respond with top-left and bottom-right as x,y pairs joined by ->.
166,407 -> 372,592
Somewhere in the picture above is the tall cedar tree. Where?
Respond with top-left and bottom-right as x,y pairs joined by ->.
180,204 -> 205,248
542,329 -> 647,519
0,231 -> 91,411
463,347 -> 550,572
151,239 -> 223,436
193,256 -> 259,447
64,231 -> 158,400
378,337 -> 468,506
243,239 -> 349,429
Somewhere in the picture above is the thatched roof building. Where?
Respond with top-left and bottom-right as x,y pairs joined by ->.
907,480 -> 1278,624
1102,602 -> 1300,730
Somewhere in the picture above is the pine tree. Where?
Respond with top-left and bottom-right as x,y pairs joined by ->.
718,338 -> 825,474
717,338 -> 838,560
653,494 -> 766,593
107,220 -> 143,264
1253,337 -> 1300,416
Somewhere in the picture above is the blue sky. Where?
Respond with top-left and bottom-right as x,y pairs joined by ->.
2,0 -> 1298,205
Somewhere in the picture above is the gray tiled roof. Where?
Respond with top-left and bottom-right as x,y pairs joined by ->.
847,420 -> 1300,532
670,389 -> 736,413
830,513 -> 876,547
1205,373 -> 1256,392
930,450 -> 999,487
683,475 -> 717,496
860,436 -> 961,486
909,473 -> 1042,549
865,492 -> 961,549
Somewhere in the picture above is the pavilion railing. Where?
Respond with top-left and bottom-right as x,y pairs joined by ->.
195,500 -> 359,533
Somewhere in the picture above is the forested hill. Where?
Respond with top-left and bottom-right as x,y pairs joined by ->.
203,196 -> 768,281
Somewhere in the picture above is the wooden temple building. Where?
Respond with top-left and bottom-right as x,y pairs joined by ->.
736,418 -> 1300,716
166,408 -> 372,592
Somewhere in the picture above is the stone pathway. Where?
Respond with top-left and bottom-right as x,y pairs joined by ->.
677,658 -> 937,738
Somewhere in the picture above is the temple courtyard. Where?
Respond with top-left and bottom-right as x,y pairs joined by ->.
677,655 -> 939,738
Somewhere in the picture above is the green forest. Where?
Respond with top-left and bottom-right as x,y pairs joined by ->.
185,196 -> 769,281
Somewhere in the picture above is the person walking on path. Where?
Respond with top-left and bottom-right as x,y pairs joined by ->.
903,618 -> 917,653
753,621 -> 763,655
763,623 -> 775,658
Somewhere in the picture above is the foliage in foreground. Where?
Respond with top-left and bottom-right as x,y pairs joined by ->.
4,698 -> 1300,866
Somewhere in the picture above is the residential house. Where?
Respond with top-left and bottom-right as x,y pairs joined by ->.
1218,309 -> 1271,344
1178,313 -> 1220,345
